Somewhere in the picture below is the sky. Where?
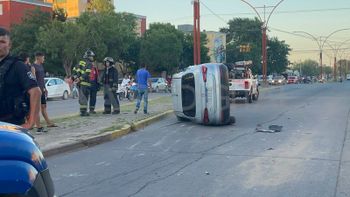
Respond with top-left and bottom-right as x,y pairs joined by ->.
116,0 -> 350,65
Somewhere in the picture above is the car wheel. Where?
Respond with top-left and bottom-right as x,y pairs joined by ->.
246,91 -> 253,103
62,91 -> 69,100
128,91 -> 135,101
229,116 -> 236,125
253,88 -> 259,101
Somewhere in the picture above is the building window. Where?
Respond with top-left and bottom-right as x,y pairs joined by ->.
0,4 -> 3,15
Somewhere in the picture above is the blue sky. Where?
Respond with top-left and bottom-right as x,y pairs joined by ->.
116,0 -> 350,64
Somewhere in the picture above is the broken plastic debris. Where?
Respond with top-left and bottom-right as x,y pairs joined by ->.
205,171 -> 210,175
268,125 -> 283,132
256,125 -> 283,133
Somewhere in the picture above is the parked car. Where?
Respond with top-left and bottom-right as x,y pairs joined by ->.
172,63 -> 234,125
0,121 -> 55,196
150,77 -> 168,92
45,77 -> 71,100
271,76 -> 286,85
346,74 -> 350,80
287,76 -> 299,84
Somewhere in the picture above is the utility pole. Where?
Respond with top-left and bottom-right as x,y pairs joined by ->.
325,37 -> 350,80
193,0 -> 201,65
241,0 -> 284,85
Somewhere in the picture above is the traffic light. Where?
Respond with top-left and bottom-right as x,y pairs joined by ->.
239,44 -> 251,53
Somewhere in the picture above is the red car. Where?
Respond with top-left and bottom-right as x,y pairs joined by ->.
287,76 -> 299,84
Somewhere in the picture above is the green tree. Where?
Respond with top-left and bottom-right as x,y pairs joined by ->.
52,8 -> 67,22
180,32 -> 210,69
36,21 -> 88,76
220,17 -> 291,74
86,0 -> 115,13
267,37 -> 291,74
293,59 -> 319,76
140,23 -> 184,73
77,12 -> 137,62
10,9 -> 51,55
324,66 -> 333,76
220,18 -> 262,74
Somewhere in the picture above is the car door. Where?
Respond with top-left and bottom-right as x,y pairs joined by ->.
46,79 -> 57,98
55,79 -> 64,97
159,78 -> 166,90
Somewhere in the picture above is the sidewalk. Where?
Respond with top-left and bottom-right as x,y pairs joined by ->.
32,96 -> 173,157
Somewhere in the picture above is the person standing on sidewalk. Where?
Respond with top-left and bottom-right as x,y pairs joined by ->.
18,52 -> 35,76
134,63 -> 151,114
72,50 -> 94,116
32,52 -> 57,132
100,57 -> 120,114
0,28 -> 41,129
89,61 -> 99,114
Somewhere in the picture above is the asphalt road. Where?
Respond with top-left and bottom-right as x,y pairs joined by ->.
48,82 -> 350,197
46,92 -> 168,118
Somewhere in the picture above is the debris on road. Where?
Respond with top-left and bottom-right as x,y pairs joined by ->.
256,124 -> 283,133
205,171 -> 210,175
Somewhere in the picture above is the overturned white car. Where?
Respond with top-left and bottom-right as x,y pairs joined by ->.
172,63 -> 235,125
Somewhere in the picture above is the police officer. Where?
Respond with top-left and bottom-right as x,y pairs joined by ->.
72,50 -> 95,116
0,27 -> 41,128
100,57 -> 120,114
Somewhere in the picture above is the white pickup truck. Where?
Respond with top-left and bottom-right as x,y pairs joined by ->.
228,61 -> 259,103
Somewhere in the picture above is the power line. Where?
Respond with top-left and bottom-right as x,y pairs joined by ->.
216,7 -> 350,16
200,0 -> 228,24
159,7 -> 350,24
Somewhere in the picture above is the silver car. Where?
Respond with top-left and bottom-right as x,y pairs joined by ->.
172,63 -> 234,125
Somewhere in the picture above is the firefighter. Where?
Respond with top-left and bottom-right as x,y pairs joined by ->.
72,50 -> 95,116
100,57 -> 120,114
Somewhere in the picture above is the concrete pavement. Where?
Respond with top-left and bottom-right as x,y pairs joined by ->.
35,85 -> 279,158
47,82 -> 350,197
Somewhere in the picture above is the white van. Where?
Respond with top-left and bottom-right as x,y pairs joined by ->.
172,63 -> 233,125
346,74 -> 350,80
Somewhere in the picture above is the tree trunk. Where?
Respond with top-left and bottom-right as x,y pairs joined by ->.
63,59 -> 73,77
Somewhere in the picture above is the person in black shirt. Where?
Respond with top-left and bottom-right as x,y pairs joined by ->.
0,27 -> 41,129
32,52 -> 57,132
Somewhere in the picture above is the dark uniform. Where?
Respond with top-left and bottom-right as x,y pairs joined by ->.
0,55 -> 38,125
72,51 -> 94,116
100,57 -> 120,114
89,64 -> 99,113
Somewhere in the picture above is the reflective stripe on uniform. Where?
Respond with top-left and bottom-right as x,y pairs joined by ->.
80,105 -> 87,109
79,61 -> 86,66
80,81 -> 91,86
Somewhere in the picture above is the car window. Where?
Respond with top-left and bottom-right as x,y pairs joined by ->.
48,79 -> 57,86
55,79 -> 63,85
182,73 -> 196,117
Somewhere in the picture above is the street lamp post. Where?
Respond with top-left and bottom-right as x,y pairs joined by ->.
293,28 -> 350,80
325,37 -> 350,80
241,0 -> 285,85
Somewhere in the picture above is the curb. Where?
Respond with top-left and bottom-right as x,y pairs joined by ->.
43,110 -> 174,157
